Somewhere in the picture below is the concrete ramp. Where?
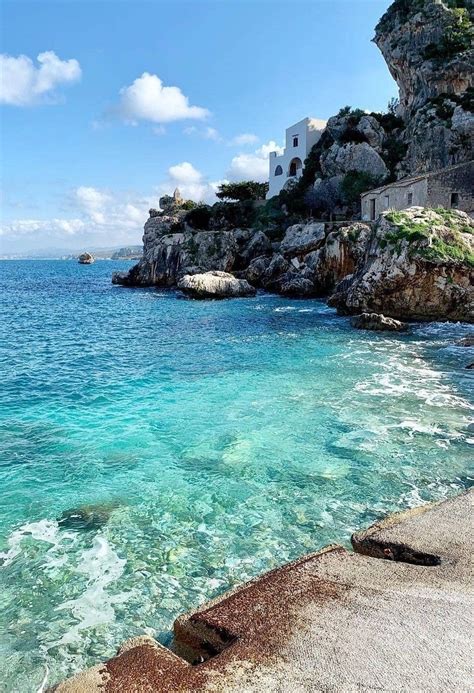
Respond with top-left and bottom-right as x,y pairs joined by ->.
54,489 -> 473,692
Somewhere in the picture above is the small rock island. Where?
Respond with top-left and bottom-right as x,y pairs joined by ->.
78,252 -> 95,265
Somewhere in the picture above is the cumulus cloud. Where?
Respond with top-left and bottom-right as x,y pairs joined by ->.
0,186 -> 152,252
117,72 -> 209,125
159,161 -> 225,204
227,140 -> 283,182
184,127 -> 259,147
0,51 -> 81,106
230,133 -> 259,146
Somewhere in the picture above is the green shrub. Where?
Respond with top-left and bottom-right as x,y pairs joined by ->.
381,135 -> 408,179
210,200 -> 256,229
184,205 -> 212,230
423,8 -> 473,62
384,209 -> 474,265
216,181 -> 268,202
339,127 -> 369,144
181,200 -> 197,211
341,171 -> 381,205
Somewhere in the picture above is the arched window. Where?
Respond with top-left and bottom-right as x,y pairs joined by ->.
274,165 -> 283,176
288,157 -> 303,177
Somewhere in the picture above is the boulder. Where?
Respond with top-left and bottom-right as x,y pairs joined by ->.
320,142 -> 389,179
245,255 -> 273,285
280,222 -> 326,256
58,502 -> 119,531
177,271 -> 256,299
278,275 -> 315,297
357,115 -> 385,149
350,313 -> 408,332
456,336 -> 474,347
78,252 -> 94,265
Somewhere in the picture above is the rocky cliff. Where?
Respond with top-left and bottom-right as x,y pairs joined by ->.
375,0 -> 474,175
329,207 -> 474,321
113,204 -> 473,322
285,0 -> 473,214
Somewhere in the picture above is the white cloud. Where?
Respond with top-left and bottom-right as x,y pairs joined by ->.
0,186 -> 153,252
0,51 -> 81,106
227,140 -> 283,182
230,133 -> 259,146
184,127 -> 258,147
168,162 -> 203,185
159,162 -> 224,204
117,72 -> 209,125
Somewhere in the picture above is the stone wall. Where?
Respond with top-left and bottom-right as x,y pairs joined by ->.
361,161 -> 474,220
427,161 -> 474,213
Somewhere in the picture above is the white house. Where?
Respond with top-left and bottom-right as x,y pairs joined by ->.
267,117 -> 326,198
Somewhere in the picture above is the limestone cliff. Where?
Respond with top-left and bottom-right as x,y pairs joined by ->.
329,208 -> 474,322
375,0 -> 474,175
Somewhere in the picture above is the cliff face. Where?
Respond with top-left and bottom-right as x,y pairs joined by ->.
375,0 -> 474,175
375,0 -> 473,117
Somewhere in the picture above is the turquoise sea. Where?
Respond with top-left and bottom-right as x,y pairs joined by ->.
0,260 -> 472,691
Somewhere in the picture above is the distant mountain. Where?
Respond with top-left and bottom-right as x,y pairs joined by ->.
0,245 -> 143,260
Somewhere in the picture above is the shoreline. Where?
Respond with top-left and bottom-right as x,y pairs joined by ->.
54,489 -> 474,692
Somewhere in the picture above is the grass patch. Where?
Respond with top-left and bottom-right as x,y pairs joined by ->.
383,209 -> 474,265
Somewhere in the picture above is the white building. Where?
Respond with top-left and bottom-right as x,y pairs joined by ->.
267,117 -> 326,198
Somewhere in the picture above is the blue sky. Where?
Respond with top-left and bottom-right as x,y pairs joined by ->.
1,0 -> 396,253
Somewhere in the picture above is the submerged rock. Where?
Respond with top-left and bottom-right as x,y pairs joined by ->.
350,313 -> 408,332
177,271 -> 256,299
57,502 -> 119,531
456,336 -> 474,347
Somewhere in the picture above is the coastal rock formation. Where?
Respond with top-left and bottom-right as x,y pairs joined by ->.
375,0 -> 474,175
78,252 -> 94,264
320,141 -> 389,180
329,208 -> 474,322
351,312 -> 408,331
178,271 -> 256,299
375,1 -> 473,118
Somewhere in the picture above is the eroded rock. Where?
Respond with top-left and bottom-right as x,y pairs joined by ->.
351,312 -> 408,332
177,271 -> 256,299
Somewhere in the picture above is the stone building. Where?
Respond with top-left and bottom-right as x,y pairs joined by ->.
267,117 -> 326,198
361,161 -> 474,221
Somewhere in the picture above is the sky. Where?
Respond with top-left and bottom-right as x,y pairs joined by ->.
0,0 -> 396,254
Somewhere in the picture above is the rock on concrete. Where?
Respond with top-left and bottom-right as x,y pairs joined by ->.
177,271 -> 256,299
53,489 -> 473,692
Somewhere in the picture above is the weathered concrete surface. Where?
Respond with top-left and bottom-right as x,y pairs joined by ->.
53,489 -> 473,692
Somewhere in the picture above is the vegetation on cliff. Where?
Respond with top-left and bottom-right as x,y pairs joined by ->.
381,208 -> 474,266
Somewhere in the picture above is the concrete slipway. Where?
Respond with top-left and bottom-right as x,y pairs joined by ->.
53,489 -> 473,692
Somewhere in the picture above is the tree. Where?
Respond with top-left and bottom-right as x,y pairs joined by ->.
216,181 -> 269,202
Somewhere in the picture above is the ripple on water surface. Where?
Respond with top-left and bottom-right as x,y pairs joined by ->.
0,260 -> 472,691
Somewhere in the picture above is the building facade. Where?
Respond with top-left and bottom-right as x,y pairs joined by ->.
267,117 -> 326,199
361,161 -> 474,220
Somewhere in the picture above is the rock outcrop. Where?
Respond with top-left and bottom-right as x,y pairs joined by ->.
329,208 -> 474,322
178,271 -> 256,299
78,252 -> 94,265
375,0 -> 474,175
350,313 -> 408,331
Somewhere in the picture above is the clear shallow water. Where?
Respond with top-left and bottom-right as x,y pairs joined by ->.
0,260 -> 472,691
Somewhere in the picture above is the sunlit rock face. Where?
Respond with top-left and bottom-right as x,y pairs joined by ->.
329,208 -> 474,322
375,0 -> 474,175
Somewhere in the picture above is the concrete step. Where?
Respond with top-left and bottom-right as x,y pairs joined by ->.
53,489 -> 473,692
